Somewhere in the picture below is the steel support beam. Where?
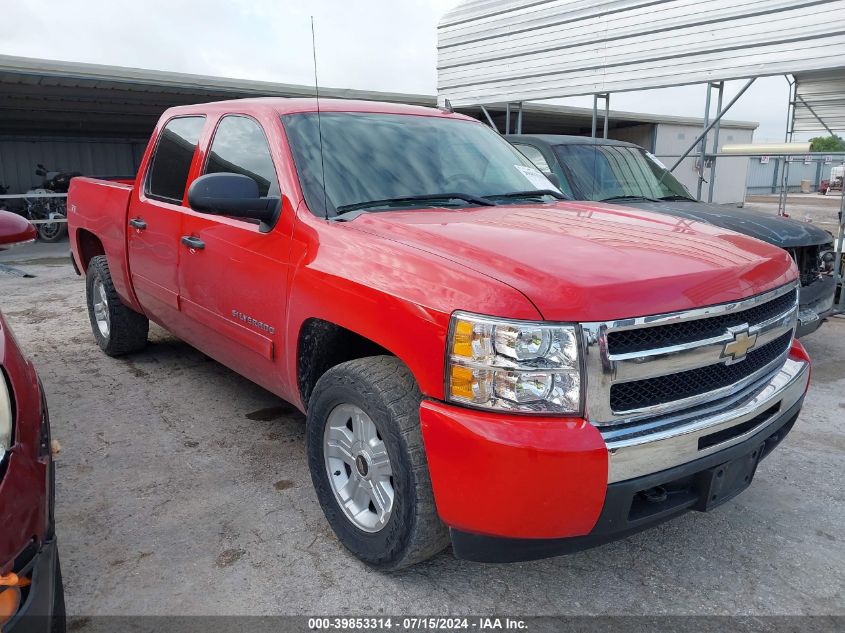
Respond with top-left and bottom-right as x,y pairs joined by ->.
697,83 -> 713,200
479,105 -> 498,132
707,82 -> 725,203
591,93 -> 610,139
778,77 -> 797,216
668,78 -> 756,174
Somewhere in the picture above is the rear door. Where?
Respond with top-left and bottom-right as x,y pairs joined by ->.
128,115 -> 205,325
177,113 -> 293,395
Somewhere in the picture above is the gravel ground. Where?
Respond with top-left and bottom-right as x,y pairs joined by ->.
0,240 -> 843,617
744,193 -> 843,237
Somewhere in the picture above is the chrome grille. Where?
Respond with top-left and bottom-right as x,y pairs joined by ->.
581,282 -> 799,427
607,288 -> 797,354
609,331 -> 792,412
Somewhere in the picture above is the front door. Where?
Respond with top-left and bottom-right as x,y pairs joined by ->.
177,114 -> 291,396
127,115 -> 206,326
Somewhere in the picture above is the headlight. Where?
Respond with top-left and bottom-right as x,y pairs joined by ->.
446,311 -> 582,414
0,371 -> 12,455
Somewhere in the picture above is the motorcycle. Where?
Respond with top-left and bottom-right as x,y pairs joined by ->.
23,164 -> 82,242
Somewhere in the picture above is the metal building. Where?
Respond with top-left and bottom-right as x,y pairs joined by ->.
0,54 -> 432,199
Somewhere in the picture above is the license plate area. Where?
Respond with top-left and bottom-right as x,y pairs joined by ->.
694,443 -> 764,511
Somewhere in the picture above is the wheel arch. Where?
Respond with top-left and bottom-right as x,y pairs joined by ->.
296,318 -> 395,410
74,228 -> 105,273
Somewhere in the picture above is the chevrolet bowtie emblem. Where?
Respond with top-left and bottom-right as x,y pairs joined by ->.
721,326 -> 758,364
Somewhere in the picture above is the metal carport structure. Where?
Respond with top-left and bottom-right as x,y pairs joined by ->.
437,0 -> 845,311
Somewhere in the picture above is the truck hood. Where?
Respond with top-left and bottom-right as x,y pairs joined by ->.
346,201 -> 797,322
619,199 -> 833,248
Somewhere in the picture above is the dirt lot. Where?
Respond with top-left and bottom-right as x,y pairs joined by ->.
745,193 -> 843,237
0,239 -> 843,617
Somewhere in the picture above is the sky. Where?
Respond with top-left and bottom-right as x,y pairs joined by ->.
0,0 -> 804,142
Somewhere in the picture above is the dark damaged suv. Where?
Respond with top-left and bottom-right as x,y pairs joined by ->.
508,134 -> 837,337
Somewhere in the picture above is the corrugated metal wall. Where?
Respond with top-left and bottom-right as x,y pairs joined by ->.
794,70 -> 845,133
0,137 -> 145,194
746,156 -> 845,194
437,0 -> 845,106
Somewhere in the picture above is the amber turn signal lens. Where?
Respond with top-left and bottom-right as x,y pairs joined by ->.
0,587 -> 21,628
449,365 -> 475,400
451,320 -> 474,358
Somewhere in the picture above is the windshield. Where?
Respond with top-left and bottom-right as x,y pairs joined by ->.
283,112 -> 559,216
553,144 -> 694,202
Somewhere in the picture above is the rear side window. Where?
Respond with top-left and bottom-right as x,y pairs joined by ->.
205,115 -> 280,197
146,116 -> 206,203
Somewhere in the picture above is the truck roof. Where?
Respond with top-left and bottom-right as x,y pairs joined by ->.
163,97 -> 471,120
506,134 -> 639,149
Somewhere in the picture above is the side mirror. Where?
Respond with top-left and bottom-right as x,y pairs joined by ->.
0,211 -> 36,249
187,173 -> 279,231
35,167 -> 47,177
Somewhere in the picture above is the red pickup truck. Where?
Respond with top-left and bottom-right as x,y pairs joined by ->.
68,98 -> 811,568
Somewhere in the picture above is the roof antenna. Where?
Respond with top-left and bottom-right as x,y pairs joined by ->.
311,16 -> 329,220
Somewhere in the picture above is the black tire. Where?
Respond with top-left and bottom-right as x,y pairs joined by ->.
85,255 -> 149,356
306,356 -> 449,569
51,555 -> 66,633
36,221 -> 67,243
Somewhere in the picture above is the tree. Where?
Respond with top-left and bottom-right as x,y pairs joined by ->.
809,135 -> 845,152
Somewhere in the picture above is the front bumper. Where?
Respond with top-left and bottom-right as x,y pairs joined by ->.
450,396 -> 802,562
4,537 -> 59,633
420,346 -> 810,562
796,275 -> 836,337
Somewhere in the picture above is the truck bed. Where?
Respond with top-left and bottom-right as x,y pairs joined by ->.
67,177 -> 141,312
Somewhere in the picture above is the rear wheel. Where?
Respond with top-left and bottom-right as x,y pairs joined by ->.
85,256 -> 149,356
306,356 -> 449,569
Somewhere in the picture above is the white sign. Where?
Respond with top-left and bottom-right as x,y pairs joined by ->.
760,156 -> 770,164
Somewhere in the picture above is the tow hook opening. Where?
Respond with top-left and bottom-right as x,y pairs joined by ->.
639,486 -> 668,504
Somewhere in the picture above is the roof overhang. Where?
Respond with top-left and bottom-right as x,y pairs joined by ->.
437,0 -> 845,107
0,54 -> 434,138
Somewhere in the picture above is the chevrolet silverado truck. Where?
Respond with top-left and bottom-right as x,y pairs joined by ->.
0,211 -> 64,632
507,134 -> 837,337
68,99 -> 811,568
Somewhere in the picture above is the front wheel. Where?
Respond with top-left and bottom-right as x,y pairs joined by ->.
306,356 -> 449,569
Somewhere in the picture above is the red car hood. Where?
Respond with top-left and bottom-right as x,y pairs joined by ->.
346,201 -> 797,322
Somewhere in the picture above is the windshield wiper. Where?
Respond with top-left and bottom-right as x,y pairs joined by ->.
598,195 -> 660,203
335,193 -> 496,215
656,194 -> 695,201
484,189 -> 568,202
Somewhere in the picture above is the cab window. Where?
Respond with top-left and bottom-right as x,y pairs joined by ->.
146,116 -> 206,203
204,115 -> 280,197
